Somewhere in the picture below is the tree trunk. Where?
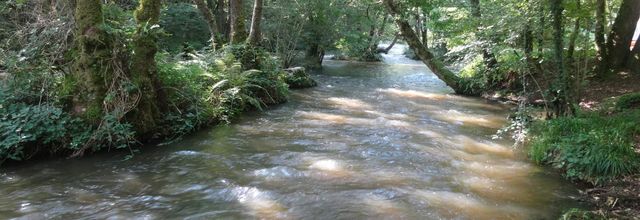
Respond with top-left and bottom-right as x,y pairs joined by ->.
550,0 -> 573,117
382,0 -> 463,94
421,16 -> 428,47
130,0 -> 165,135
537,3 -> 545,57
377,33 -> 400,54
594,0 -> 606,66
627,34 -> 640,74
72,0 -> 109,122
304,41 -> 324,69
247,0 -> 263,46
229,0 -> 247,44
469,0 -> 498,71
566,0 -> 581,68
194,0 -> 219,49
214,0 -> 229,41
602,0 -> 640,72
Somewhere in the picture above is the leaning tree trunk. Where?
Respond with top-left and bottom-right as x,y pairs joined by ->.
377,33 -> 400,54
229,0 -> 247,44
72,0 -> 109,122
129,0 -> 166,136
382,0 -> 463,94
194,0 -> 219,49
247,0 -> 263,46
601,0 -> 640,72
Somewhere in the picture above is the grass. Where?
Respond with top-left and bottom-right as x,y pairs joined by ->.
529,108 -> 640,185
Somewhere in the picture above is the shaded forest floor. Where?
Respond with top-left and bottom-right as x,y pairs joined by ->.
577,71 -> 640,219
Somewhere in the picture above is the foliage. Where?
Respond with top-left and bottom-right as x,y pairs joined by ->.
0,87 -> 136,163
156,47 -> 289,140
159,3 -> 210,52
615,92 -> 640,111
559,208 -> 606,220
529,110 -> 640,185
283,67 -> 317,89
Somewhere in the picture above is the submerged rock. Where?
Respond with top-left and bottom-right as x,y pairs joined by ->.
283,67 -> 317,89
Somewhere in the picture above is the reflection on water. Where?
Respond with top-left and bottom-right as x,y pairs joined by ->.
0,51 -> 583,219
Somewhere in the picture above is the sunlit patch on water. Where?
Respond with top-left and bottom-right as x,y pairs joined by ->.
432,109 -> 506,129
378,88 -> 448,101
457,135 -> 515,158
229,186 -> 289,219
359,193 -> 407,219
405,189 -> 532,219
252,166 -> 305,180
326,97 -> 373,110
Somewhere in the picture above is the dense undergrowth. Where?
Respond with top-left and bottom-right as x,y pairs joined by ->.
0,2 -> 316,164
529,93 -> 640,185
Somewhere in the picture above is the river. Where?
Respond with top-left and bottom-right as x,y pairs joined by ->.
0,45 -> 582,219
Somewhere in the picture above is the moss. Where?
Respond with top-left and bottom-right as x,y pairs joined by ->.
84,103 -> 103,123
134,0 -> 161,24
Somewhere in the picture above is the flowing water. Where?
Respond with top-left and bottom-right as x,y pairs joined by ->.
0,45 -> 582,219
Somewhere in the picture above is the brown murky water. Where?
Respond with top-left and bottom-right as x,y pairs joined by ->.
0,47 -> 582,219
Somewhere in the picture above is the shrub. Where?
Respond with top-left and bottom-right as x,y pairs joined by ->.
283,67 -> 317,89
615,92 -> 640,111
529,110 -> 640,185
159,3 -> 210,52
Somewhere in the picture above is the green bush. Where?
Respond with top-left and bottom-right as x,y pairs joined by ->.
155,48 -> 290,140
559,208 -> 606,220
159,3 -> 210,52
283,67 -> 318,89
616,92 -> 640,111
529,110 -> 640,185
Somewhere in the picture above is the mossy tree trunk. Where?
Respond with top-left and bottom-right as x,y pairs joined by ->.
229,0 -> 247,44
382,0 -> 464,94
247,0 -> 263,46
129,0 -> 166,136
72,0 -> 110,123
194,0 -> 220,49
213,0 -> 230,41
550,0 -> 574,117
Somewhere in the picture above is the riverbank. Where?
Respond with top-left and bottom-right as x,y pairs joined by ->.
526,71 -> 640,218
0,46 -> 317,165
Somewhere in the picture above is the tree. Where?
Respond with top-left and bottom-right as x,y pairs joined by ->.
469,0 -> 498,71
566,0 -> 581,67
229,0 -> 247,43
594,0 -> 606,66
194,0 -> 219,49
550,0 -> 572,117
129,0 -> 166,135
381,0 -> 464,94
213,0 -> 229,41
601,0 -> 640,72
247,0 -> 263,46
628,34 -> 640,73
72,0 -> 109,122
